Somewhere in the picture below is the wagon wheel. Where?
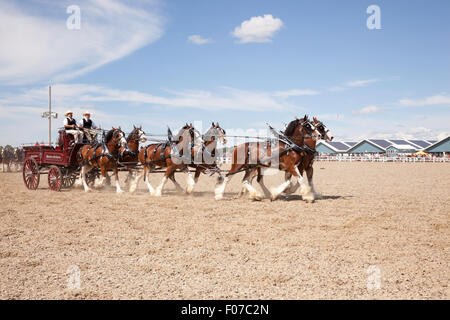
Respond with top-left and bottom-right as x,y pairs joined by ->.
23,158 -> 40,190
48,166 -> 63,192
62,172 -> 77,189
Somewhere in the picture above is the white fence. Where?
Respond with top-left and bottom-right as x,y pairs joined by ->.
218,156 -> 450,164
315,155 -> 450,163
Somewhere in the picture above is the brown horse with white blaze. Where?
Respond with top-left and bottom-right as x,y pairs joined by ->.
214,116 -> 321,201
283,117 -> 334,200
130,124 -> 201,195
78,127 -> 127,193
185,122 -> 227,194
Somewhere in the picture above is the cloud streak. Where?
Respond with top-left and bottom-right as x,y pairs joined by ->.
0,0 -> 164,85
188,34 -> 212,45
398,94 -> 450,107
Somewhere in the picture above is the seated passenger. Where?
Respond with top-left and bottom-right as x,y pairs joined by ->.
63,110 -> 83,143
79,111 -> 101,142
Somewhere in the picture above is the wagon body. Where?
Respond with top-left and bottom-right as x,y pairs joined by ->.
22,130 -> 98,191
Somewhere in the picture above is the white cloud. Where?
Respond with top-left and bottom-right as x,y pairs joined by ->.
232,14 -> 283,43
273,89 -> 319,98
346,79 -> 380,87
0,83 -> 299,114
398,94 -> 450,107
0,0 -> 164,85
352,105 -> 382,115
188,34 -> 212,45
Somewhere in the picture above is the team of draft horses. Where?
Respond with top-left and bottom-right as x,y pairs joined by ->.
75,115 -> 333,202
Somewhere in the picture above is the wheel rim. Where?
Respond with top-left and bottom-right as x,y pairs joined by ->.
23,159 -> 40,190
62,173 -> 76,188
48,166 -> 62,191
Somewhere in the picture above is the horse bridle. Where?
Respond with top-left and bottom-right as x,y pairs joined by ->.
298,119 -> 319,139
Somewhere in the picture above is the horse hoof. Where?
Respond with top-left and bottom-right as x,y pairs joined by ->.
214,194 -> 223,201
84,188 -> 92,193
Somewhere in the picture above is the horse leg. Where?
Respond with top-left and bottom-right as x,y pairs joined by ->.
238,169 -> 256,197
284,171 -> 300,194
94,167 -> 107,188
124,169 -> 133,187
130,167 -> 144,193
185,168 -> 196,195
145,166 -> 155,194
305,165 -> 316,200
114,167 -> 124,193
289,166 -> 314,202
256,167 -> 271,199
169,171 -> 185,194
270,168 -> 296,201
215,162 -> 246,200
81,165 -> 93,192
242,168 -> 263,201
154,166 -> 175,197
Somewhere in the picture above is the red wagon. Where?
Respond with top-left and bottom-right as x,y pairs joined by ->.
22,130 -> 98,191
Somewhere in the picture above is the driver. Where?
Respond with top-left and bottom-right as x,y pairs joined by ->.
79,111 -> 101,142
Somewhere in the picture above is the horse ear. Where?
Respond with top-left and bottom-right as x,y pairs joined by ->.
133,125 -> 136,129
211,122 -> 214,127
216,122 -> 219,127
118,126 -> 121,130
139,125 -> 142,129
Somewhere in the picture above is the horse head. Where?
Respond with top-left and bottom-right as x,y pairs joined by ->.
105,127 -> 127,150
204,122 -> 227,145
129,125 -> 147,144
284,116 -> 321,144
312,117 -> 333,142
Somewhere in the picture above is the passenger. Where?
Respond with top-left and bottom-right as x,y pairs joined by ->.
63,110 -> 83,143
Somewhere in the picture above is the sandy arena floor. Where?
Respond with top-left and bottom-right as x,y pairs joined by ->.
0,162 -> 449,299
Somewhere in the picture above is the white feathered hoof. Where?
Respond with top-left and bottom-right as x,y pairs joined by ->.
270,189 -> 279,201
214,194 -> 223,201
74,178 -> 83,188
186,185 -> 194,195
84,187 -> 92,193
301,185 -> 315,203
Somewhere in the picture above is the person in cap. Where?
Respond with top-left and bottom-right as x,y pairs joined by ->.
63,110 -> 83,143
79,111 -> 101,142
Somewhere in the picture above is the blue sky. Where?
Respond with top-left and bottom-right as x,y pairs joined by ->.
0,0 -> 449,145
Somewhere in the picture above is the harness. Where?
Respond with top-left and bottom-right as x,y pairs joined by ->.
226,124 -> 316,177
84,130 -> 123,166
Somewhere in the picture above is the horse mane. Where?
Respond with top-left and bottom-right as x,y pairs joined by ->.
174,124 -> 192,141
284,119 -> 300,137
104,129 -> 114,143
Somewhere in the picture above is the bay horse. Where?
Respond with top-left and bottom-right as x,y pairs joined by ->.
119,125 -> 147,186
283,117 -> 334,200
130,124 -> 202,195
214,116 -> 320,201
78,127 -> 127,193
184,122 -> 227,194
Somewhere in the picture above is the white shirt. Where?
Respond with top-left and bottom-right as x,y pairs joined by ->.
63,117 -> 77,127
80,117 -> 97,129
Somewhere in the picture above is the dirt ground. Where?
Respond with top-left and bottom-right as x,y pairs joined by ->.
0,162 -> 449,299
